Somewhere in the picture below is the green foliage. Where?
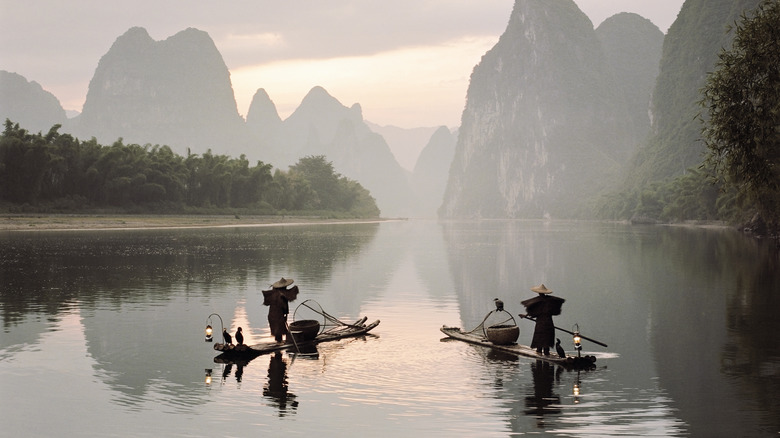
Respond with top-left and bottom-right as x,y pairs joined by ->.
0,120 -> 379,217
596,166 -> 725,223
701,0 -> 780,229
274,155 -> 379,216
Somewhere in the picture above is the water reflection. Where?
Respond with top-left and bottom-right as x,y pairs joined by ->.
524,361 -> 562,424
0,224 -> 381,328
263,351 -> 298,416
439,220 -> 780,436
1,220 -> 778,437
633,226 -> 780,436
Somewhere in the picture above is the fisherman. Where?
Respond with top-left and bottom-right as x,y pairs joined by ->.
521,284 -> 565,356
263,277 -> 299,343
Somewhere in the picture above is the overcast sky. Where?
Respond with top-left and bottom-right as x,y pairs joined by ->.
0,0 -> 684,129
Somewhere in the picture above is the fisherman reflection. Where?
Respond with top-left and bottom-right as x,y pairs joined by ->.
524,360 -> 562,426
263,351 -> 298,416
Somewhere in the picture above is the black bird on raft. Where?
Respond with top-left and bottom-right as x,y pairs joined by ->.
235,327 -> 243,345
555,338 -> 566,358
494,298 -> 504,312
223,328 -> 232,345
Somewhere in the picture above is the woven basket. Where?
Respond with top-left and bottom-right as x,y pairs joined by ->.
290,319 -> 320,341
486,324 -> 519,345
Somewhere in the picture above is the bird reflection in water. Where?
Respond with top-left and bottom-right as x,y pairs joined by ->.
219,361 -> 246,387
263,351 -> 298,416
525,360 -> 562,428
222,363 -> 232,383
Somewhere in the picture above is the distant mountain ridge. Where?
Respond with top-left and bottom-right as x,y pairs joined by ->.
247,85 -> 418,217
596,13 -> 664,148
2,27 -> 427,217
365,122 -> 442,172
66,27 -> 249,158
4,1 -> 748,221
0,70 -> 66,133
412,126 -> 457,217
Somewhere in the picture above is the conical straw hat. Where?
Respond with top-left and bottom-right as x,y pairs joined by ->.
530,284 -> 552,294
272,277 -> 294,288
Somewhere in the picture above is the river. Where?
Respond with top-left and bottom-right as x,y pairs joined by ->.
1,220 -> 778,437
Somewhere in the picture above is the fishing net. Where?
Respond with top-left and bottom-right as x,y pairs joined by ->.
464,309 -> 518,339
292,299 -> 364,335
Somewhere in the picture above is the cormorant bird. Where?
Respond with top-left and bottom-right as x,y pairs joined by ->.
235,327 -> 244,345
555,338 -> 566,358
493,298 -> 504,312
223,328 -> 232,345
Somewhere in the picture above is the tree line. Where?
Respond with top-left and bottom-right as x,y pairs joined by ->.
0,120 -> 380,217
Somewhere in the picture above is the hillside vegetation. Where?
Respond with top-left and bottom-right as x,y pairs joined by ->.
0,120 -> 380,218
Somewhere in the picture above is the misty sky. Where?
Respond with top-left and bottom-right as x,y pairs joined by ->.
1,0 -> 684,129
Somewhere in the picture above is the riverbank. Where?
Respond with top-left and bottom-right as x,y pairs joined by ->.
0,214 -> 391,231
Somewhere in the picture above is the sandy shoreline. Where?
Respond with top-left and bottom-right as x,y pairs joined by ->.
0,214 -> 390,231
0,214 -> 735,233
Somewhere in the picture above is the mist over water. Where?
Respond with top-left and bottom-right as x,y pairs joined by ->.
1,220 -> 777,436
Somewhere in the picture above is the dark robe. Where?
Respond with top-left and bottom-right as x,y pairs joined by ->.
263,285 -> 299,342
522,294 -> 564,350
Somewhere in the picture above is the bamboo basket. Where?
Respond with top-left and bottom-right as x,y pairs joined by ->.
290,319 -> 320,341
486,324 -> 519,345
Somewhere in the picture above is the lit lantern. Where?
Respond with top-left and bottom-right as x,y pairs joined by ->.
205,369 -> 212,385
204,313 -> 224,343
572,323 -> 582,357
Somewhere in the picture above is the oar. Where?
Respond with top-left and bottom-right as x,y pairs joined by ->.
518,314 -> 608,348
285,319 -> 300,366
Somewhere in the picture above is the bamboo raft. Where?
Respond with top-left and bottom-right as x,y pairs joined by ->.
214,315 -> 379,361
441,326 -> 596,369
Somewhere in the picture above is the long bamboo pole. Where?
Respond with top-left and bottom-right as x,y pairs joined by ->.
518,314 -> 608,347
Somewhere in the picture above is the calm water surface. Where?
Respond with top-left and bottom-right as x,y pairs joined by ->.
1,220 -> 778,437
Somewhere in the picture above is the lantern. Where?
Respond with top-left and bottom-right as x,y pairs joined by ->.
572,323 -> 582,357
204,313 -> 224,343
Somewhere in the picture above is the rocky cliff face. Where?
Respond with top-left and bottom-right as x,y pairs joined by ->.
0,70 -> 66,133
67,27 -> 247,156
440,0 -> 659,219
625,0 -> 763,187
